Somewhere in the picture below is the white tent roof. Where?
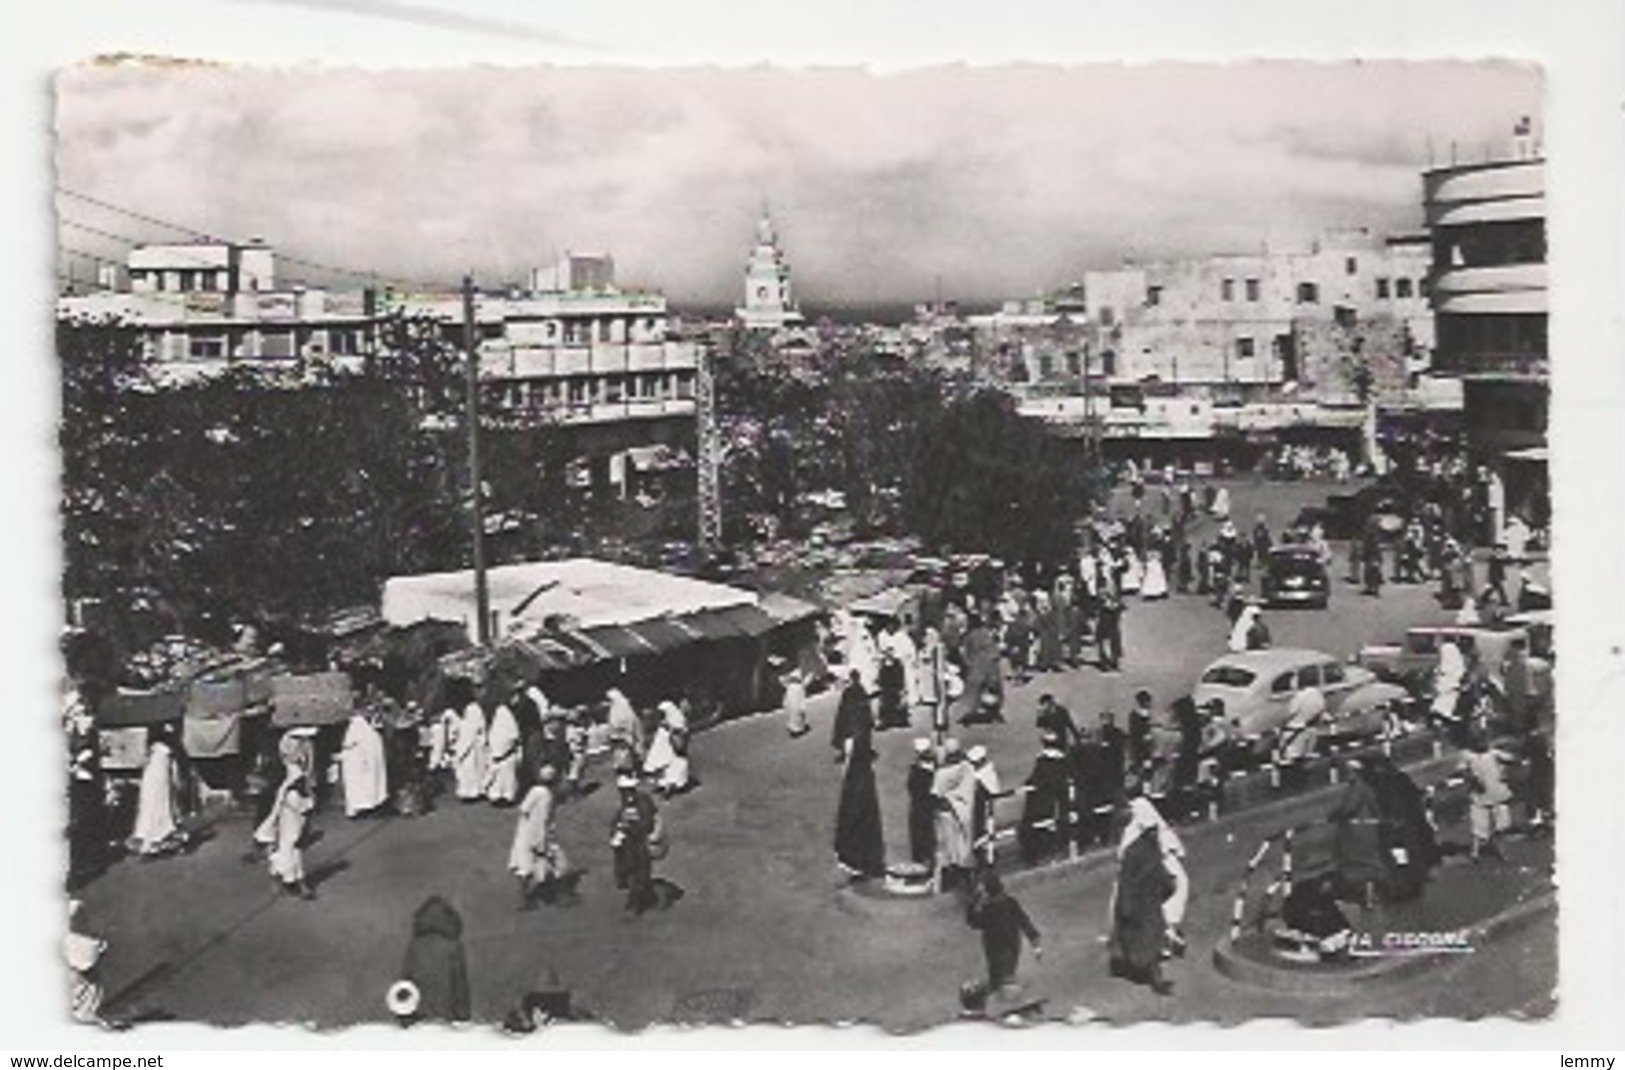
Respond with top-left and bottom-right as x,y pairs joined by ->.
381,558 -> 758,641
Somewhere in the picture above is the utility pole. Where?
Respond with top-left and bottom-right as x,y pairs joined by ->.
695,338 -> 723,552
463,274 -> 491,645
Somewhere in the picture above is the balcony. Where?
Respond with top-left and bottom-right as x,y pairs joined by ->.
1432,263 -> 1546,297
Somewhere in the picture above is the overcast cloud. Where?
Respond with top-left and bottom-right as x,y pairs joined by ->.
54,61 -> 1541,307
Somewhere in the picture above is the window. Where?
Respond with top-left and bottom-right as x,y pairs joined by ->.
188,333 -> 225,360
1295,666 -> 1321,690
1221,279 -> 1235,302
1334,306 -> 1358,329
1235,337 -> 1256,359
1345,256 -> 1358,275
567,379 -> 590,405
1296,282 -> 1320,304
1419,276 -> 1431,298
1395,278 -> 1414,299
1321,662 -> 1347,686
1376,278 -> 1391,299
1200,665 -> 1257,688
604,375 -> 625,403
329,328 -> 363,355
1145,285 -> 1162,307
259,329 -> 295,359
674,373 -> 695,400
1099,307 -> 1115,327
479,322 -> 503,341
598,319 -> 613,343
1245,278 -> 1260,302
1270,672 -> 1295,696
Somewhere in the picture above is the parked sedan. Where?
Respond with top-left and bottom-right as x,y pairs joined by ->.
1259,547 -> 1331,609
1192,647 -> 1411,752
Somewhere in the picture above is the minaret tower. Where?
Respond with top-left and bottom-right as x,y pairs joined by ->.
735,205 -> 804,330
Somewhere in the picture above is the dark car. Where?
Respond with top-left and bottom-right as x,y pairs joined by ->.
1260,546 -> 1331,609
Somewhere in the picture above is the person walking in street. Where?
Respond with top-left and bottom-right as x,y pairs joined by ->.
605,686 -> 643,765
130,735 -> 181,858
834,678 -> 886,881
1276,683 -> 1328,785
453,699 -> 488,803
340,707 -> 389,818
484,699 -> 522,806
509,765 -> 570,910
254,768 -> 316,899
1018,730 -> 1074,864
1095,580 -> 1124,673
1329,758 -> 1385,909
398,896 -> 471,1025
933,739 -> 978,889
610,774 -> 666,914
1120,795 -> 1190,957
968,744 -> 1004,866
964,871 -> 1042,1006
782,666 -> 810,739
906,738 -> 938,868
1109,809 -> 1176,995
643,701 -> 693,797
1461,732 -> 1513,862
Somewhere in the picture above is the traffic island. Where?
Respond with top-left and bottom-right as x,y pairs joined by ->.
1212,831 -> 1554,997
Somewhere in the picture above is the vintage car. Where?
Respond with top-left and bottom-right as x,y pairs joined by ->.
1356,622 -> 1554,709
1191,647 -> 1410,750
1259,546 -> 1332,609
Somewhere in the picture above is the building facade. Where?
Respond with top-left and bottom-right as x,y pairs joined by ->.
1077,230 -> 1436,400
57,243 -> 700,499
1422,151 -> 1548,531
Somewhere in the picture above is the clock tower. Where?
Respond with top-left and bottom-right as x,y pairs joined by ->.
735,207 -> 804,330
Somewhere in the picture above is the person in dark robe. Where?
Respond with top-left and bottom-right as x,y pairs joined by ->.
876,651 -> 908,730
959,621 -> 1004,724
399,896 -> 471,1025
67,721 -> 107,887
1280,873 -> 1353,961
965,871 -> 1041,995
1176,540 -> 1194,594
1095,582 -> 1124,673
1108,824 -> 1175,994
831,671 -> 869,758
1523,727 -> 1555,829
1367,754 -> 1438,902
511,686 -> 543,793
1329,759 -> 1386,908
833,687 -> 886,880
906,739 -> 937,867
1035,597 -> 1063,673
1018,731 -> 1074,864
1127,691 -> 1155,780
1500,636 -> 1533,735
1171,696 -> 1206,816
1362,535 -> 1385,597
1096,710 -> 1128,804
610,775 -> 664,914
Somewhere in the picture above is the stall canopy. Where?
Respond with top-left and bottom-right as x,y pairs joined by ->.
386,558 -> 822,678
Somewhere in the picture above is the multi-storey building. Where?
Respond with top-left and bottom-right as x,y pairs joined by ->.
57,240 -> 376,384
1076,229 -> 1436,400
57,243 -> 700,498
1422,146 -> 1548,531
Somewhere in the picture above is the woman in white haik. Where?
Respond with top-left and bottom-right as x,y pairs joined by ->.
1115,796 -> 1190,957
485,701 -> 522,805
509,765 -> 570,909
642,701 -> 692,796
453,700 -> 488,802
255,768 -> 316,899
130,736 -> 179,857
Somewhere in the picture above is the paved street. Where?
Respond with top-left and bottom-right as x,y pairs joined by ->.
78,479 -> 1556,1031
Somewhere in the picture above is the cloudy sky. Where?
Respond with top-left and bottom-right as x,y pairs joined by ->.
55,60 -> 1540,307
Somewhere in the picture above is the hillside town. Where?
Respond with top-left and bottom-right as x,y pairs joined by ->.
55,70 -> 1554,1030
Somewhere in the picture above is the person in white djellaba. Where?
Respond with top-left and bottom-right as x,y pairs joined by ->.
642,700 -> 693,796
255,768 -> 316,899
509,765 -> 572,909
453,700 -> 488,802
130,736 -> 180,857
340,708 -> 389,818
485,700 -> 522,805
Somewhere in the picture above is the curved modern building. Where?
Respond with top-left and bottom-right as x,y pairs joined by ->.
1423,153 -> 1548,529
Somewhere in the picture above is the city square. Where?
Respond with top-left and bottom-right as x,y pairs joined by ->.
49,59 -> 1562,1033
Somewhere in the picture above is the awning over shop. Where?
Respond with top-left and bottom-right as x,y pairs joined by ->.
624,617 -> 703,653
98,686 -> 186,728
848,587 -> 916,619
271,672 -> 354,728
1504,446 -> 1549,463
759,591 -> 822,625
581,624 -> 661,659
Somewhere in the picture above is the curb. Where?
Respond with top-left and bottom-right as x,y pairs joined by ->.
1210,887 -> 1556,996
